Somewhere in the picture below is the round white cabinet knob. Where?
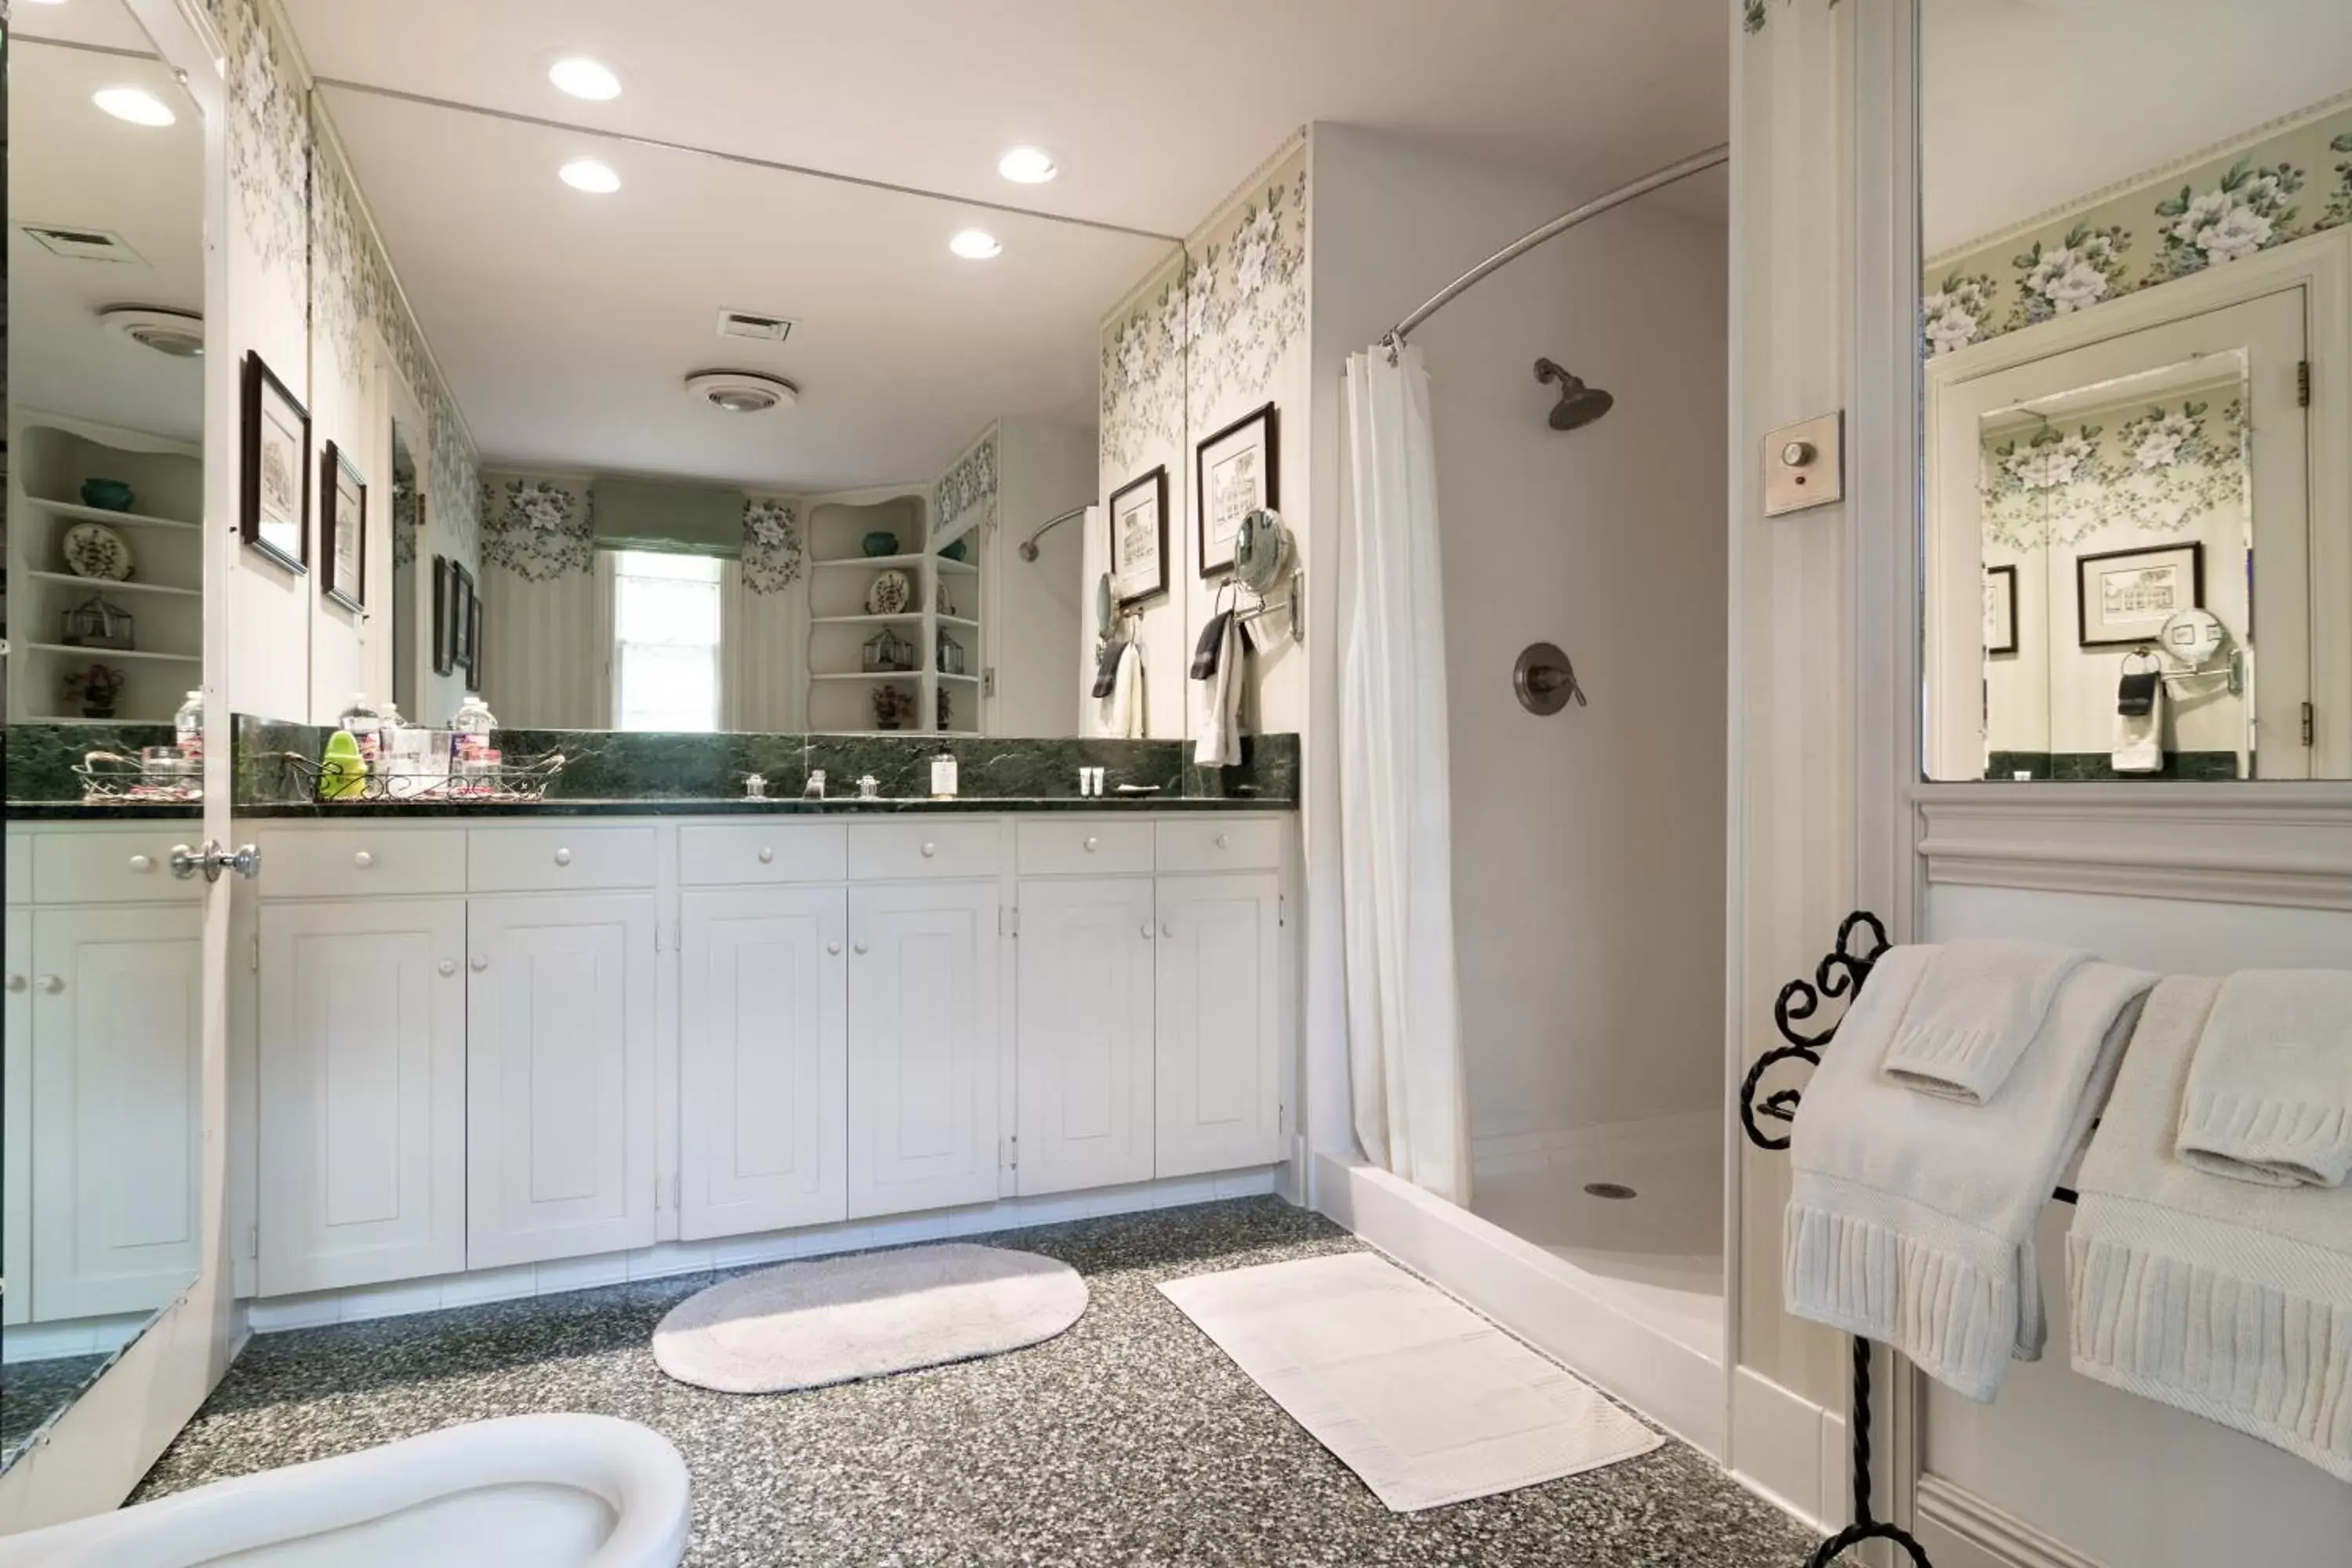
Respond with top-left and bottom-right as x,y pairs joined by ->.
826,941 -> 843,956
470,954 -> 489,973
757,847 -> 775,865
437,960 -> 457,977
1215,833 -> 1230,849
37,975 -> 63,994
353,851 -> 375,869
920,841 -> 937,858
1140,924 -> 1154,940
1162,922 -> 1175,939
3,974 -> 25,994
1084,837 -> 1100,853
128,854 -> 154,873
553,848 -> 573,866
853,941 -> 871,956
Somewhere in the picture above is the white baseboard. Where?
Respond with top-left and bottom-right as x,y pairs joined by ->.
1728,1366 -> 1849,1534
1915,1475 -> 2107,1568
247,1167 -> 1281,1333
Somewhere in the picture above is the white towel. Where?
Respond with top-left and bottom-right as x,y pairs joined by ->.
1194,614 -> 1243,767
2176,969 -> 2352,1189
1786,946 -> 2155,1401
2111,676 -> 2164,774
2067,976 -> 2352,1483
1881,939 -> 2089,1104
1102,641 -> 1144,739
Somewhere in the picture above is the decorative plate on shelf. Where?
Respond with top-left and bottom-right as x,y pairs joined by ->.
62,521 -> 134,581
865,568 -> 913,615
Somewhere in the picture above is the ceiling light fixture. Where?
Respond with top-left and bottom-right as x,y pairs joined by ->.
559,158 -> 621,194
997,147 -> 1058,184
93,86 -> 176,127
684,369 -> 799,414
949,228 -> 1002,260
99,305 -> 205,358
548,56 -> 622,101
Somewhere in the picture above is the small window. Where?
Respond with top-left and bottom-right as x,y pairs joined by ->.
612,550 -> 722,731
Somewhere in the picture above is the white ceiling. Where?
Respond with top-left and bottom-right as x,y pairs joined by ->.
1922,0 -> 2352,257
6,30 -> 206,443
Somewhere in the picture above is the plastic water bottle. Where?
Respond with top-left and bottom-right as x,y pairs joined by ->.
173,689 -> 205,762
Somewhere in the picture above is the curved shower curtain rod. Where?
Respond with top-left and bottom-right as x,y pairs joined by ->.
1381,142 -> 1730,358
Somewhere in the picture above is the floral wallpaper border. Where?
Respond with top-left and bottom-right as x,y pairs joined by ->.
934,429 -> 998,539
480,475 -> 594,580
742,497 -> 804,593
1925,105 -> 2352,357
1980,391 -> 2247,553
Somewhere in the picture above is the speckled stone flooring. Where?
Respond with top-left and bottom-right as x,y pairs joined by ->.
2,1352 -> 110,1460
136,1198 -> 1814,1566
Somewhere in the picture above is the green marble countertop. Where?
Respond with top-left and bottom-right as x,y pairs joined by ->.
231,793 -> 1293,819
7,802 -> 205,822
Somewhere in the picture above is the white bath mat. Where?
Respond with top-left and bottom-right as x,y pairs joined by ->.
652,1243 -> 1087,1393
1158,1251 -> 1661,1511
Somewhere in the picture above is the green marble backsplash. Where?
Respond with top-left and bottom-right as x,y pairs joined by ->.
5,723 -> 178,801
230,714 -> 1298,807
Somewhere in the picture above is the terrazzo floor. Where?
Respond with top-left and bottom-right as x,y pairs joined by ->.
135,1197 -> 1817,1567
2,1352 -> 109,1461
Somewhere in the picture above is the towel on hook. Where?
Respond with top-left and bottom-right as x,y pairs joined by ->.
1194,612 -> 1243,767
2112,662 -> 2165,773
1091,638 -> 1127,700
2067,975 -> 2352,1482
1785,946 -> 2155,1401
2176,969 -> 2352,1189
1100,640 -> 1145,739
1192,609 -> 1234,681
1880,939 -> 2089,1104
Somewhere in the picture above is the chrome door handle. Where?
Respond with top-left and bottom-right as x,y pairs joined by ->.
170,842 -> 261,882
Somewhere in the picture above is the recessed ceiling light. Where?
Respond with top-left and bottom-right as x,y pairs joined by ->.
684,369 -> 799,413
949,228 -> 1002,260
20,1 -> 73,7
93,87 -> 176,127
100,305 -> 205,359
559,158 -> 621,194
548,56 -> 622,100
997,147 -> 1058,184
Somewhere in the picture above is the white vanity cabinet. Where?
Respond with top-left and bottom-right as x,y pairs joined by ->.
1013,876 -> 1157,1195
1152,872 -> 1284,1177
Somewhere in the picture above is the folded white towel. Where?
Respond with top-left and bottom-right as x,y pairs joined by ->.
2067,976 -> 2352,1483
1786,946 -> 2155,1401
1194,614 -> 1243,768
2176,968 -> 2352,1189
1881,939 -> 2089,1104
2111,677 -> 2164,775
1102,641 -> 1145,739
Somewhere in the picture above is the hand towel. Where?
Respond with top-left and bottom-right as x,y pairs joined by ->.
2111,668 -> 2164,774
1091,639 -> 1126,700
1193,612 -> 1243,767
1880,939 -> 2089,1104
1100,641 -> 1144,739
1191,608 -> 1233,680
2176,968 -> 2352,1189
1786,946 -> 2156,1401
2067,976 -> 2352,1483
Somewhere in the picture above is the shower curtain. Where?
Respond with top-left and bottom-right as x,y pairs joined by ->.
1341,344 -> 1472,1206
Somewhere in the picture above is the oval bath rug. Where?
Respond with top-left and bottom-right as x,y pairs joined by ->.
652,1243 -> 1087,1393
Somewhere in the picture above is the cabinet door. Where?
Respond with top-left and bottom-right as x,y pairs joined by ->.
1015,878 -> 1155,1195
846,881 -> 1000,1218
679,887 -> 848,1240
30,905 -> 204,1319
466,894 -> 658,1268
1155,873 -> 1282,1178
257,900 -> 466,1295
4,908 -> 31,1328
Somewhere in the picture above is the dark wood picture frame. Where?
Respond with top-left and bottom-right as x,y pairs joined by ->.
1984,563 -> 2017,656
240,350 -> 310,575
1107,464 -> 1170,610
431,555 -> 455,675
320,440 -> 368,614
449,561 -> 477,679
2075,541 -> 2204,648
1194,401 -> 1279,579
464,590 -> 482,694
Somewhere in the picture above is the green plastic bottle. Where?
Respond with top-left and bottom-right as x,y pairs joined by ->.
318,728 -> 367,800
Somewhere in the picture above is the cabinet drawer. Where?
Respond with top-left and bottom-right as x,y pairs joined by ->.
679,822 -> 848,886
1015,819 -> 1153,877
467,826 -> 656,892
848,820 -> 1000,881
260,828 -> 466,900
31,830 -> 202,903
1155,818 -> 1284,874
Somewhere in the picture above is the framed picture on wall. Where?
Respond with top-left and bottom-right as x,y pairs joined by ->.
320,441 -> 367,614
1195,401 -> 1278,578
240,350 -> 310,574
465,590 -> 483,694
430,556 -> 453,674
1983,564 -> 2017,655
1108,465 -> 1169,609
449,561 -> 476,677
2076,542 -> 2202,648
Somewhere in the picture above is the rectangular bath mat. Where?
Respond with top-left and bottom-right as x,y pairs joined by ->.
1157,1250 -> 1661,1511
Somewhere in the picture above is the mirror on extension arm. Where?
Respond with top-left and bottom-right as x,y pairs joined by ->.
1919,0 -> 2352,781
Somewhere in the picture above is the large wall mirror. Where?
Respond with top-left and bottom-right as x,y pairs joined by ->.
4,0 -> 208,1469
1920,1 -> 2352,782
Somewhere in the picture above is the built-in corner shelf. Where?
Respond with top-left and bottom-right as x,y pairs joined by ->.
26,498 -> 201,532
24,570 -> 201,599
21,644 -> 201,663
802,489 -> 985,739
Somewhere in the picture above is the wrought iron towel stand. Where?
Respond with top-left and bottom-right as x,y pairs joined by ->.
1738,911 -> 2080,1567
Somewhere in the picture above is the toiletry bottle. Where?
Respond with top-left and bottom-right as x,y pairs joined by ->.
451,695 -> 497,767
319,729 -> 367,800
375,700 -> 405,764
173,689 -> 205,762
340,693 -> 382,766
931,749 -> 958,799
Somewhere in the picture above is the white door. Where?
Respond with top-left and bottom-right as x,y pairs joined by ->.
1155,873 -> 1281,1178
846,881 -> 1000,1218
679,887 -> 848,1240
1015,877 -> 1155,1195
4,907 -> 32,1327
30,905 -> 205,1319
257,899 -> 466,1294
466,894 -> 658,1268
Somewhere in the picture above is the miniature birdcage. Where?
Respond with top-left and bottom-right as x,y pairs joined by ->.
937,631 -> 966,675
61,593 -> 136,651
862,626 -> 916,673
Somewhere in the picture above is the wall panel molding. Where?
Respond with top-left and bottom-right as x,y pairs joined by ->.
1915,1475 -> 2107,1568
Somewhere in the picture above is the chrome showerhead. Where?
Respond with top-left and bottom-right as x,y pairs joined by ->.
1534,357 -> 1613,431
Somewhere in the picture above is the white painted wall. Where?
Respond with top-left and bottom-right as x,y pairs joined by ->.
990,419 -> 1093,737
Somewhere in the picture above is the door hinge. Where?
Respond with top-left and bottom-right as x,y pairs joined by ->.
245,1223 -> 258,1261
2303,701 -> 2317,747
2296,358 -> 2311,408
249,935 -> 260,972
982,666 -> 997,699
1278,895 -> 1287,929
1002,1134 -> 1018,1171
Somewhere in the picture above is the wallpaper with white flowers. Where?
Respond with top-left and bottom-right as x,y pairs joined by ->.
1979,392 -> 2247,552
1925,104 -> 2352,357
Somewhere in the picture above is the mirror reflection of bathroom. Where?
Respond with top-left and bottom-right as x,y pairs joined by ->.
1921,0 -> 2352,781
3,0 -> 208,1472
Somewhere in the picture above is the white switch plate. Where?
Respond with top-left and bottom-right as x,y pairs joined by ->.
1762,412 -> 1843,517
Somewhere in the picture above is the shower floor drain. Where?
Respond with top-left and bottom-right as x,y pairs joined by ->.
1583,1181 -> 1638,1200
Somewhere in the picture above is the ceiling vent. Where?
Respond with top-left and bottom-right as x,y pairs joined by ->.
716,309 -> 795,343
23,224 -> 144,263
99,305 -> 205,358
684,369 -> 799,414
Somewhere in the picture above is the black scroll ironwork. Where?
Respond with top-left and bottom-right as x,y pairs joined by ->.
1737,909 -> 1932,1567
